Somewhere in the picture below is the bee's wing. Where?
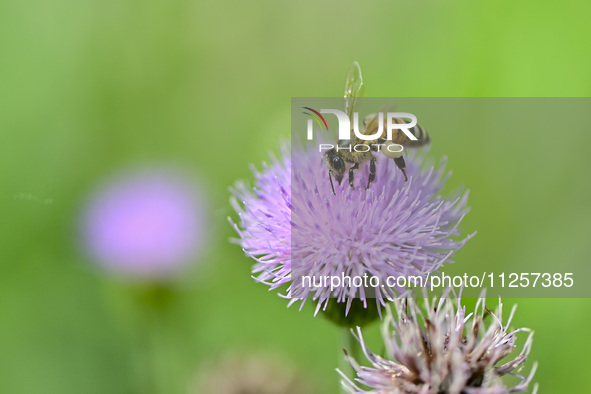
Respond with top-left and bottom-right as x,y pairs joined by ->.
344,62 -> 366,119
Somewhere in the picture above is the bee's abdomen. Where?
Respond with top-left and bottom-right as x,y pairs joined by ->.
383,118 -> 430,147
404,124 -> 430,147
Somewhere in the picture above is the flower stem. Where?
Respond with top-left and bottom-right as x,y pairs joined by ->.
132,284 -> 176,394
339,327 -> 358,393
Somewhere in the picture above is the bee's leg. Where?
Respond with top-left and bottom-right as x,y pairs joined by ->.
393,156 -> 408,182
328,172 -> 336,195
366,156 -> 377,189
349,163 -> 359,189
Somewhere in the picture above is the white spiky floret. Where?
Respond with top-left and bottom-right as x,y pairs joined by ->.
338,291 -> 538,394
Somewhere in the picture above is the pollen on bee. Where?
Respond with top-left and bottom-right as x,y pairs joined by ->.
379,142 -> 404,158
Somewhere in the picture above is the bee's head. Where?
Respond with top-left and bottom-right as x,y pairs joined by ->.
323,148 -> 346,186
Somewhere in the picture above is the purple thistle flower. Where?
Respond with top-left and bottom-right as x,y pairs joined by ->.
230,144 -> 473,315
339,292 -> 537,393
81,169 -> 207,279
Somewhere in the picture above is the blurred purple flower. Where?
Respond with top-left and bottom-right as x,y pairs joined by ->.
230,145 -> 473,314
339,292 -> 537,393
82,169 -> 207,278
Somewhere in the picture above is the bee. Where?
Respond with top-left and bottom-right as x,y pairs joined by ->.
323,62 -> 430,194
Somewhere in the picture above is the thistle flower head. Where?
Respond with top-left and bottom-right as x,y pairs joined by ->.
339,292 -> 537,393
231,144 -> 473,315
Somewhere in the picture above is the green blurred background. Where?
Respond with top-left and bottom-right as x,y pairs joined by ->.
1,0 -> 590,393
